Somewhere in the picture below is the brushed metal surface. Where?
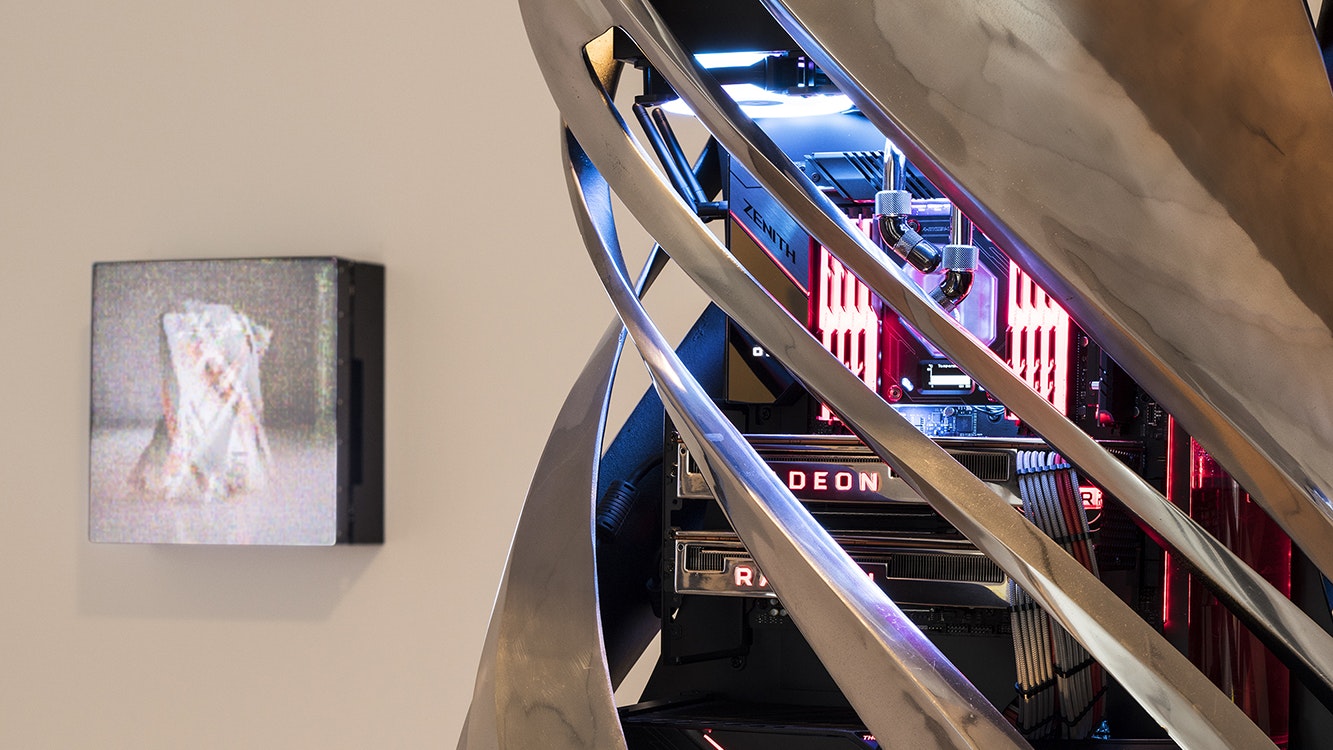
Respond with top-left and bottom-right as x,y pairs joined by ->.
541,9 -> 1274,735
458,318 -> 623,750
566,129 -> 1033,750
596,0 -> 1333,707
458,246 -> 669,750
761,0 -> 1333,580
487,0 -> 1333,746
458,321 -> 627,750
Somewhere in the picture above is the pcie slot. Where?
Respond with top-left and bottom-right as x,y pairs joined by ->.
675,434 -> 1140,511
672,530 -> 1007,609
675,434 -> 1032,506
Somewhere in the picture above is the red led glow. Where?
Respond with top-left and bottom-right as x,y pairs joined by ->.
813,221 -> 880,422
730,562 -> 875,592
810,224 -> 1074,425
1187,438 -> 1291,737
1163,417 -> 1177,629
1078,486 -> 1104,511
732,565 -> 769,589
702,733 -> 726,750
786,468 -> 881,493
1006,261 -> 1071,415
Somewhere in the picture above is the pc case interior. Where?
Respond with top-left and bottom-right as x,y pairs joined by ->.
462,2 -> 1333,748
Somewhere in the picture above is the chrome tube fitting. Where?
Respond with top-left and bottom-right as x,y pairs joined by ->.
875,189 -> 941,273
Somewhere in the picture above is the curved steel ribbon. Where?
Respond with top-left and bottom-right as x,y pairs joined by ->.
458,245 -> 669,749
583,0 -> 1333,707
516,4 -> 1277,746
484,0 -> 1333,747
564,128 -> 1033,750
758,0 -> 1333,580
458,319 -> 627,750
566,56 -> 1270,750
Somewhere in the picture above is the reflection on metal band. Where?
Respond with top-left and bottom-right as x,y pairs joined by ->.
674,531 -> 1007,608
468,1 -> 1333,748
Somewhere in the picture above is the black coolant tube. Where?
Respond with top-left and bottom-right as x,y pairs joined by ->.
632,102 -> 697,205
932,208 -> 977,311
877,213 -> 942,273
930,268 -> 974,312
876,142 -> 942,273
876,143 -> 983,307
632,102 -> 727,220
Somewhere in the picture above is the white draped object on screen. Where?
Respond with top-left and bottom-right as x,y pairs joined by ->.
131,300 -> 273,502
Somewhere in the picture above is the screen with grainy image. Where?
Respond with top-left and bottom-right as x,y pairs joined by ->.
90,258 -> 340,544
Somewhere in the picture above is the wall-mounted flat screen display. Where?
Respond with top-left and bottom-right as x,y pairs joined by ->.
90,257 -> 383,545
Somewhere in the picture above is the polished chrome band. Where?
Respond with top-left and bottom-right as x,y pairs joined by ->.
462,1 -> 1333,748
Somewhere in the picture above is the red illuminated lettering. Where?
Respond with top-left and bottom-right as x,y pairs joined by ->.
782,467 -> 886,497
733,564 -> 771,590
1080,486 -> 1104,510
859,472 -> 880,492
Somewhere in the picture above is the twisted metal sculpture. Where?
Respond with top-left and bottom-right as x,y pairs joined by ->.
463,2 -> 1333,748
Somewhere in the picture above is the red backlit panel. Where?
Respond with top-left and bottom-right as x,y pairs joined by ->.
1007,261 -> 1071,415
1188,440 -> 1290,742
812,219 -> 880,423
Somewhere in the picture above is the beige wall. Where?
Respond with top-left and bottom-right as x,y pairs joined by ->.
0,2 -> 688,746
